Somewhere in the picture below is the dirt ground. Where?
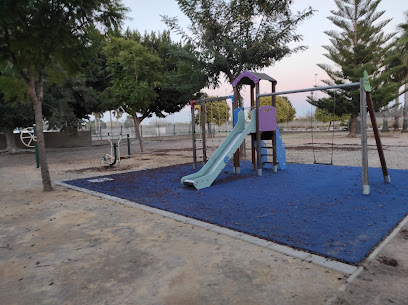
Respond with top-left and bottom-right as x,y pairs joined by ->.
1,131 -> 407,305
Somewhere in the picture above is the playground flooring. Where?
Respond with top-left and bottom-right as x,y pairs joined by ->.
1,132 -> 408,304
63,161 -> 408,265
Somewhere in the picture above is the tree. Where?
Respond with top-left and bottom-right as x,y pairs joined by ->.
309,0 -> 403,137
195,99 -> 231,136
103,37 -> 163,152
44,75 -> 106,133
163,0 -> 313,101
0,0 -> 127,191
104,31 -> 207,151
248,96 -> 296,123
44,29 -> 113,134
85,119 -> 106,131
314,108 -> 349,131
0,69 -> 34,151
397,12 -> 408,132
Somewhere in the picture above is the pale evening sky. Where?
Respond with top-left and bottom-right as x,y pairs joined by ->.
115,0 -> 407,123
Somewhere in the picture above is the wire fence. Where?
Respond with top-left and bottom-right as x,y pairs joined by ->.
86,113 -> 401,142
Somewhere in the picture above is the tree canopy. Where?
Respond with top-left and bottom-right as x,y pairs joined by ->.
248,96 -> 296,123
309,0 -> 403,137
396,11 -> 408,131
0,0 -> 127,191
163,0 -> 313,89
104,31 -> 207,151
0,67 -> 34,151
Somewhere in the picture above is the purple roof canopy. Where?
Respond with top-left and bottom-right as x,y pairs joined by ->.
232,70 -> 277,88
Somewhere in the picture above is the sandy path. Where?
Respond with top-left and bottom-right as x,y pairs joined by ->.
1,131 -> 407,304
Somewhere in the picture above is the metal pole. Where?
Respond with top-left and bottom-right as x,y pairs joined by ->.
191,103 -> 197,169
201,102 -> 207,163
233,87 -> 240,173
196,95 -> 233,103
360,78 -> 370,195
250,85 -> 255,170
258,82 -> 360,98
256,83 -> 262,176
366,92 -> 391,183
33,124 -> 39,169
127,134 -> 130,157
272,82 -> 277,172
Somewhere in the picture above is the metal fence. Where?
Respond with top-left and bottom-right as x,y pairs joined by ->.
86,113 -> 401,141
88,121 -> 235,141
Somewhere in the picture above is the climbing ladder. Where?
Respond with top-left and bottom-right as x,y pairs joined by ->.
253,125 -> 286,170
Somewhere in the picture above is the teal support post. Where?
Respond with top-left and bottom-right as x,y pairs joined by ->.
127,134 -> 131,157
33,124 -> 40,168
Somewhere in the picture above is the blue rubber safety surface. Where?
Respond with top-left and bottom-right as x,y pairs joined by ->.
64,162 -> 408,264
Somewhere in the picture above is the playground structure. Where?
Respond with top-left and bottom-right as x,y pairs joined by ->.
183,70 -> 390,195
182,71 -> 287,189
102,133 -> 131,166
257,71 -> 390,195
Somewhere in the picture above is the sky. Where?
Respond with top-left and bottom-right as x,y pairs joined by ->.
109,0 -> 408,123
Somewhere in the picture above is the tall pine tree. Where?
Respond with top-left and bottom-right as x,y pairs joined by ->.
397,12 -> 408,132
309,0 -> 402,137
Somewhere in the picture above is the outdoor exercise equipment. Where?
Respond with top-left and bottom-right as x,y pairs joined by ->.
20,124 -> 40,168
102,133 -> 122,166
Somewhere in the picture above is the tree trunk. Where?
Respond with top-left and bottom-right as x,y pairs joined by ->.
4,128 -> 18,152
27,72 -> 53,192
347,113 -> 358,137
393,97 -> 400,130
402,84 -> 408,133
132,113 -> 144,152
382,115 -> 390,133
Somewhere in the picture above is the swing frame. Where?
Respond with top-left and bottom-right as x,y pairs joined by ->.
258,75 -> 390,195
190,96 -> 234,169
311,89 -> 337,166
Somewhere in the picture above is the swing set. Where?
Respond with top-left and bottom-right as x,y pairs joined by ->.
186,70 -> 389,195
257,71 -> 390,194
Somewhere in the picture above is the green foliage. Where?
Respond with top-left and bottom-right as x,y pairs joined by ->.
103,36 -> 163,118
0,93 -> 34,132
44,75 -> 106,133
163,0 -> 314,86
85,119 -> 107,130
40,30 -> 111,134
0,0 -> 127,79
105,31 -> 207,121
397,11 -> 408,66
309,0 -> 402,124
123,115 -> 134,128
195,100 -> 231,126
0,66 -> 34,131
389,12 -> 408,98
314,108 -> 349,123
0,0 -> 127,189
248,96 -> 296,123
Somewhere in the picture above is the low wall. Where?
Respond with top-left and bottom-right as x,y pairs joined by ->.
0,131 -> 92,149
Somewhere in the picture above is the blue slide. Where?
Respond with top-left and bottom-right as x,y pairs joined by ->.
181,109 -> 256,190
